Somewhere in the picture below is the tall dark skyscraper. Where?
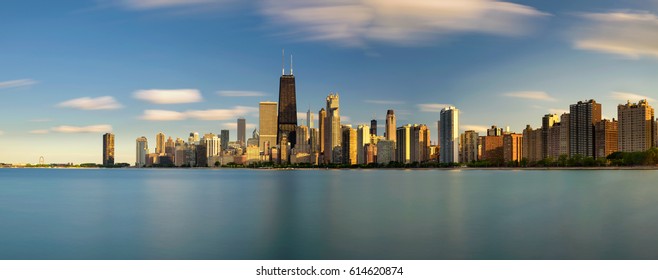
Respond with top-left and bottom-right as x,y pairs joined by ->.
370,119 -> 377,136
103,133 -> 115,166
237,118 -> 246,146
277,52 -> 298,148
220,130 -> 229,150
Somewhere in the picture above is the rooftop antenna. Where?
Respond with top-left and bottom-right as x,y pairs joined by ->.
282,49 -> 285,76
290,54 -> 293,75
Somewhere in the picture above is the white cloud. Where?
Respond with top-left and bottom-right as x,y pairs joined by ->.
140,110 -> 188,121
573,11 -> 658,59
340,116 -> 351,123
261,0 -> 548,47
57,96 -> 123,110
0,130 -> 4,136
218,90 -> 266,97
610,91 -> 656,102
187,107 -> 258,120
364,99 -> 404,105
51,125 -> 113,133
140,106 -> 258,121
462,125 -> 489,133
221,122 -> 257,130
133,89 -> 202,104
0,79 -> 37,89
417,103 -> 453,112
503,91 -> 556,101
548,108 -> 568,115
118,0 -> 224,10
29,129 -> 50,134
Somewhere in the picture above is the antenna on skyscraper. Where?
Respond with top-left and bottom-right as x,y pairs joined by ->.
290,54 -> 293,75
282,49 -> 285,75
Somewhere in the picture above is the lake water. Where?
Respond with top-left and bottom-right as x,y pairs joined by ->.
1,168 -> 657,259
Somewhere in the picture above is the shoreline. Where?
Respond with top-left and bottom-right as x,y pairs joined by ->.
3,166 -> 658,170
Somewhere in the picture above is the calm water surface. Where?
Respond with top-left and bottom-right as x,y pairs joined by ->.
1,168 -> 657,259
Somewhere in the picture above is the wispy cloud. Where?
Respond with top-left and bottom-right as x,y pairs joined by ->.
548,108 -> 568,115
418,103 -> 452,112
340,116 -> 351,123
462,125 -> 488,133
117,0 -> 226,10
221,122 -> 257,130
0,79 -> 38,89
29,129 -> 50,134
0,130 -> 4,136
140,106 -> 257,121
261,0 -> 548,47
218,90 -> 267,97
50,125 -> 113,133
573,11 -> 658,59
134,89 -> 203,104
364,99 -> 404,105
57,96 -> 123,110
503,91 -> 556,101
610,91 -> 656,102
140,110 -> 188,121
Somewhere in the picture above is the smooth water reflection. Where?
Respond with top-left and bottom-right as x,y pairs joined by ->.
1,168 -> 658,259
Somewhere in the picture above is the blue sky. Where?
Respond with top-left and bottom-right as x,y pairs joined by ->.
2,0 -> 658,164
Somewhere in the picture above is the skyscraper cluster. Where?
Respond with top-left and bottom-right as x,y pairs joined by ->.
461,99 -> 656,165
104,54 -> 656,167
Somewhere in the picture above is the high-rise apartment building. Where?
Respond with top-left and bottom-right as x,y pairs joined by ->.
376,140 -> 395,164
276,59 -> 298,148
324,93 -> 341,163
309,128 -> 320,153
559,113 -> 570,156
541,114 -> 559,159
135,136 -> 148,167
174,142 -> 187,167
237,118 -> 246,146
341,125 -> 357,165
385,110 -> 396,142
103,133 -> 115,166
396,124 -> 411,164
569,99 -> 602,158
547,123 -> 562,159
482,136 -> 504,162
411,124 -> 430,163
618,99 -> 654,152
522,125 -> 543,162
318,108 -> 326,154
356,125 -> 370,164
165,137 -> 175,155
595,119 -> 619,159
440,106 -> 459,163
460,130 -> 479,163
258,102 -> 277,153
203,133 -> 221,166
503,133 -> 523,163
295,125 -> 310,153
156,132 -> 165,155
364,143 -> 376,164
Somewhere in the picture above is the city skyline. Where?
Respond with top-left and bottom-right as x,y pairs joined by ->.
2,0 -> 658,164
